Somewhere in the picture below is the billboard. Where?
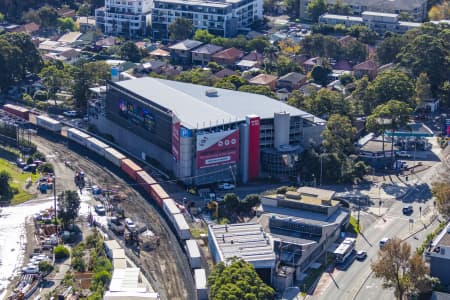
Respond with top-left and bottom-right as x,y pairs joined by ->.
247,115 -> 260,180
196,129 -> 239,169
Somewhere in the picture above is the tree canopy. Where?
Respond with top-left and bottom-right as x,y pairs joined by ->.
306,0 -> 327,22
169,18 -> 193,41
322,114 -> 356,155
431,181 -> 450,219
208,257 -> 274,300
120,41 -> 143,62
57,190 -> 81,229
371,238 -> 433,300
193,29 -> 215,44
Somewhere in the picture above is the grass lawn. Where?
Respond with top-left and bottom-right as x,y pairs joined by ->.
0,158 -> 38,205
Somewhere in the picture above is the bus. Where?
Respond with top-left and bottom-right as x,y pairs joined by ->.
334,238 -> 356,264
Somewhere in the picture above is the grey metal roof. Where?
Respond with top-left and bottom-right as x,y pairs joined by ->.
191,44 -> 223,55
115,77 -> 324,129
168,39 -> 203,51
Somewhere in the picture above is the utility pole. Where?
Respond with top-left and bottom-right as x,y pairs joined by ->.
320,154 -> 323,187
53,175 -> 57,224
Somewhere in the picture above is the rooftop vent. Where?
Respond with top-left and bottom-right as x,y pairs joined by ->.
205,89 -> 218,97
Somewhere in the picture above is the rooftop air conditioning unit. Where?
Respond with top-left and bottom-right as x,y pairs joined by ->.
205,89 -> 218,97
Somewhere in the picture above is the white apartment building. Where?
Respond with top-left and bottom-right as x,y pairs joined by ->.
151,0 -> 263,40
95,0 -> 152,38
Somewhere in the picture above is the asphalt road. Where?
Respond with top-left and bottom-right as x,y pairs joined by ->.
310,163 -> 440,300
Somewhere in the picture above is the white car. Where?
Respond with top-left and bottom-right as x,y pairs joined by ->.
396,151 -> 411,158
63,110 -> 78,117
22,264 -> 39,274
125,218 -> 136,230
218,183 -> 235,190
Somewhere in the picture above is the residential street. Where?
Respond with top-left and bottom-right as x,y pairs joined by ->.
307,143 -> 448,300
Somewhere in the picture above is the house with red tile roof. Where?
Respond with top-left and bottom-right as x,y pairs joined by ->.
248,73 -> 278,90
212,47 -> 244,66
353,60 -> 378,80
10,22 -> 40,35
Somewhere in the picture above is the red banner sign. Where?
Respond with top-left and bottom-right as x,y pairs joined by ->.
196,129 -> 239,169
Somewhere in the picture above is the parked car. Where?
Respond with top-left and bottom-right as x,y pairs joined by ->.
94,204 -> 106,215
125,218 -> 136,230
402,205 -> 413,215
23,164 -> 37,172
218,183 -> 235,190
16,158 -> 26,168
22,264 -> 39,274
355,251 -> 367,260
63,110 -> 78,117
396,151 -> 411,158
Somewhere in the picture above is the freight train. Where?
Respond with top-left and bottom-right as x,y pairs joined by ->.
1,104 -> 206,286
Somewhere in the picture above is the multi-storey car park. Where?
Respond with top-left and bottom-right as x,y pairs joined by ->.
89,77 -> 325,186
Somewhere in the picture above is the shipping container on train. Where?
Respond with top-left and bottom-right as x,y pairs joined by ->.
121,158 -> 142,181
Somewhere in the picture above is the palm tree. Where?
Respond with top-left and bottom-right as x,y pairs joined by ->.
264,45 -> 278,72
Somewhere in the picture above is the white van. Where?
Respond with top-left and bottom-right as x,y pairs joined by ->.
380,237 -> 391,249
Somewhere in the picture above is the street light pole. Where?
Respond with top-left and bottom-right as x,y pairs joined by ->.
53,175 -> 57,224
320,154 -> 323,187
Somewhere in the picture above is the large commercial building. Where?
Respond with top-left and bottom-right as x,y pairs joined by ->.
95,0 -> 152,38
299,0 -> 427,21
93,77 -> 324,186
151,0 -> 263,40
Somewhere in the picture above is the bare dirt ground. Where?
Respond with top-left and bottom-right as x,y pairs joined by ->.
32,132 -> 194,300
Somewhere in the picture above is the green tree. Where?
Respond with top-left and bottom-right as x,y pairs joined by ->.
0,32 -> 43,77
263,45 -> 278,72
223,193 -> 240,213
38,261 -> 54,275
208,258 -> 274,300
214,80 -> 236,90
311,64 -> 331,86
329,0 -> 351,14
347,25 -> 378,45
39,64 -> 73,97
287,90 -> 306,109
120,41 -> 142,62
0,12 -> 4,22
307,0 -> 327,22
415,72 -> 432,106
210,37 -> 229,47
439,81 -> 450,108
353,160 -> 370,179
57,17 -> 76,32
37,6 -> 58,29
343,40 -> 367,64
375,33 -> 406,65
54,245 -> 70,259
366,100 -> 412,158
238,85 -> 276,98
73,61 -> 110,112
22,9 -> 41,24
304,88 -> 349,116
366,70 -> 415,111
431,182 -> 450,219
371,238 -> 432,300
247,37 -> 271,53
169,18 -> 193,41
175,68 -> 216,86
77,5 -> 90,16
57,190 -> 81,229
0,170 -> 13,202
351,76 -> 372,114
0,39 -> 21,91
276,55 -> 302,76
207,61 -> 223,73
193,29 -> 214,43
322,114 -> 356,155
399,34 -> 449,91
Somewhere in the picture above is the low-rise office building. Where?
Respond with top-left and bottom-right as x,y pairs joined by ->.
257,187 -> 350,286
208,223 -> 276,284
319,11 -> 422,34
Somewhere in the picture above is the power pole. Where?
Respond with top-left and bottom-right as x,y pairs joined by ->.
53,175 -> 57,224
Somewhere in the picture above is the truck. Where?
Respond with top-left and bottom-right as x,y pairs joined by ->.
107,217 -> 124,234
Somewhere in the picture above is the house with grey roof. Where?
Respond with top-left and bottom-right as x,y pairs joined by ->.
277,72 -> 307,91
191,44 -> 224,66
169,40 -> 203,65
